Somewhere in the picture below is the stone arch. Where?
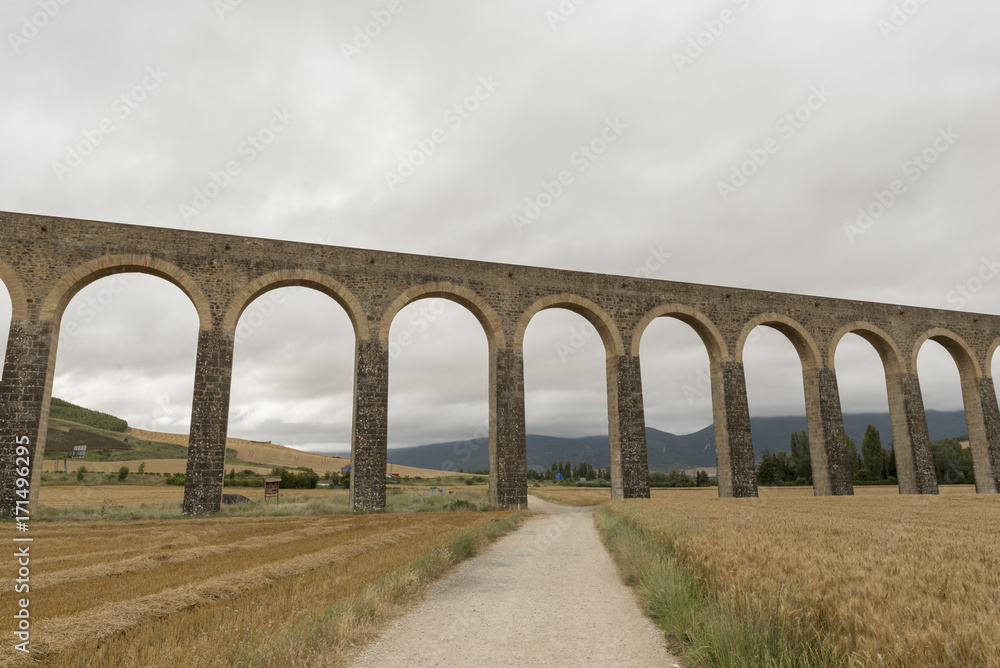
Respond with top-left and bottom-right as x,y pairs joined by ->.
828,321 -> 906,376
986,337 -> 1000,380
911,328 -> 981,380
39,255 -> 211,330
630,303 -> 728,363
222,269 -> 370,340
378,282 -> 505,349
0,258 -> 28,321
514,293 -> 625,357
736,313 -> 822,369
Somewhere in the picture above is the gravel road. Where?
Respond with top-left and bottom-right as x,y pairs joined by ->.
350,496 -> 679,667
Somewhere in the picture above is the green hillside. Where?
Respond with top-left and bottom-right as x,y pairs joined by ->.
50,397 -> 128,432
44,400 -> 264,467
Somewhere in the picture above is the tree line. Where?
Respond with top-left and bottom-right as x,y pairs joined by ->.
757,425 -> 978,486
523,461 -> 714,487
527,461 -> 602,481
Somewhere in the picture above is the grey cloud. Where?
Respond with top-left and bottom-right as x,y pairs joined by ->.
2,0 -> 998,452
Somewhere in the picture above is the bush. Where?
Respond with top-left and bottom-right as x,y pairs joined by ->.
270,466 -> 320,489
117,466 -> 130,481
138,462 -> 146,475
165,473 -> 186,486
76,466 -> 88,482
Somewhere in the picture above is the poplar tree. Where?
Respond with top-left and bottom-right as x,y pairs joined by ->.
861,424 -> 885,481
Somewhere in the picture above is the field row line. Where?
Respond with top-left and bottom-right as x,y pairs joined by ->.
19,520 -> 356,590
0,523 -> 430,666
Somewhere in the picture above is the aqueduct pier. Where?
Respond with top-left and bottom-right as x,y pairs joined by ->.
1,211 -> 999,516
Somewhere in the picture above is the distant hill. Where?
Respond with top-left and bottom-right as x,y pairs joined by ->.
50,397 -> 128,432
362,411 -> 969,473
42,399 -> 461,478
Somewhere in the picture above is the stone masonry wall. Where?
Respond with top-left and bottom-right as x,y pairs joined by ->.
1,211 -> 999,515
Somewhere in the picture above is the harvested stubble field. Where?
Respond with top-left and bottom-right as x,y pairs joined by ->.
2,502 -> 519,667
604,485 -> 1000,667
37,484 -> 352,508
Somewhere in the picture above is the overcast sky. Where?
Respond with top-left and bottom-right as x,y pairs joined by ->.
1,1 -> 998,452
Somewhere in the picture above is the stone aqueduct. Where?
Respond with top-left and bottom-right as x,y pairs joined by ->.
1,211 -> 999,516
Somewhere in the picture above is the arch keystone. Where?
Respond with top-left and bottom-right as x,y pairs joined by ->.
39,254 -> 212,330
912,328 -> 982,379
829,321 -> 906,376
630,303 -> 728,362
378,282 -> 505,349
737,312 -> 822,369
222,269 -> 369,340
514,293 -> 625,356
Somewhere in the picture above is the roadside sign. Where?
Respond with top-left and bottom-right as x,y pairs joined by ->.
555,473 -> 563,481
341,465 -> 351,473
264,476 -> 281,504
72,445 -> 87,459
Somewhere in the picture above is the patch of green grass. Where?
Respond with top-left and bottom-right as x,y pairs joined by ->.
40,471 -> 169,487
31,489 -> 498,522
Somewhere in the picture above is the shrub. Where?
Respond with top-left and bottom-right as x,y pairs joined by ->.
270,466 -> 320,489
117,466 -> 130,481
138,462 -> 146,475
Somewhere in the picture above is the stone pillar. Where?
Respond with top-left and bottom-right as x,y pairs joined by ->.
182,329 -> 236,515
710,360 -> 758,498
802,367 -> 853,496
607,355 -> 650,500
350,339 -> 388,512
489,347 -> 527,509
0,320 -> 57,518
886,373 -> 938,494
960,375 -> 1000,494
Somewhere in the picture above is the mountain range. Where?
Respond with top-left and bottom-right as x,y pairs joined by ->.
327,411 -> 969,473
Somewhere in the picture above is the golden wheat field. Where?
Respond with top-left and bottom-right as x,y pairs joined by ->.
606,485 -> 1000,667
1,510 -> 510,667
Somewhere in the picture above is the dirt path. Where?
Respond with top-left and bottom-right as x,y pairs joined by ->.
350,496 -> 678,667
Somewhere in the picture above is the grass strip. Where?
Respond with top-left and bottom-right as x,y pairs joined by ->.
594,505 -> 854,668
31,490 -> 496,522
242,512 -> 528,667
